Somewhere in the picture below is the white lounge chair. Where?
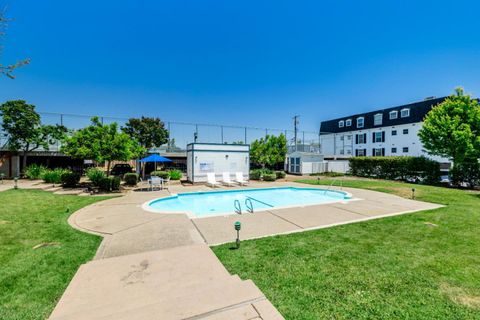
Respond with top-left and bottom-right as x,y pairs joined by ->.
150,176 -> 162,191
206,173 -> 220,188
234,172 -> 248,186
222,172 -> 235,186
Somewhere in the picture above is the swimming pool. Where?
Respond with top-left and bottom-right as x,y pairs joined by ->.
145,187 -> 352,218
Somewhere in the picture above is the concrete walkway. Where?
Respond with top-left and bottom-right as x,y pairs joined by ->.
49,245 -> 281,320
50,181 -> 442,319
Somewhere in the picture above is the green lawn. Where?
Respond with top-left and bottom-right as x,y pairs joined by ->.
0,189 -> 111,320
213,179 -> 480,319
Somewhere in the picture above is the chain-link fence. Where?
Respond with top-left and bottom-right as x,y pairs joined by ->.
1,112 -> 321,153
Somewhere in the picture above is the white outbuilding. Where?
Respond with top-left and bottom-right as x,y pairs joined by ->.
186,143 -> 250,183
287,151 -> 325,175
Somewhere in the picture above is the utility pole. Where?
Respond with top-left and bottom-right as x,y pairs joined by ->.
293,115 -> 299,152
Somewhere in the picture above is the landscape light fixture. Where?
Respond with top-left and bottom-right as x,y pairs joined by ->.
412,188 -> 415,200
234,221 -> 241,249
14,176 -> 18,189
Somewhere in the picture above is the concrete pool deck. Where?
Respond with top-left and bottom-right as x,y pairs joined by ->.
50,180 -> 442,319
69,181 -> 442,250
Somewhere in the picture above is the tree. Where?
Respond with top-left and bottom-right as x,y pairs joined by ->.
419,87 -> 480,163
1,9 -> 29,79
0,100 -> 66,170
121,117 -> 169,150
250,134 -> 287,169
62,117 -> 144,174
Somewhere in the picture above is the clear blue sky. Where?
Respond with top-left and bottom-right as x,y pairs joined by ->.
2,0 -> 480,134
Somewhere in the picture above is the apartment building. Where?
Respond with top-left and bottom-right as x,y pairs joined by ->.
319,97 -> 449,164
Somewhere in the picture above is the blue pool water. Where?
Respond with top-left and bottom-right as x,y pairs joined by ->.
147,187 -> 351,218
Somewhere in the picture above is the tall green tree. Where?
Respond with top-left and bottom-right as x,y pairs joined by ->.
0,100 -> 66,170
0,9 -> 29,79
62,117 -> 144,174
250,134 -> 288,169
121,117 -> 169,150
419,87 -> 480,163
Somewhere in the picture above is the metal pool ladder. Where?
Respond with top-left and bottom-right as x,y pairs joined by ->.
245,198 -> 254,213
324,179 -> 343,194
234,199 -> 242,214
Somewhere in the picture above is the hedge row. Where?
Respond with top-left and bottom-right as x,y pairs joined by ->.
349,156 -> 440,184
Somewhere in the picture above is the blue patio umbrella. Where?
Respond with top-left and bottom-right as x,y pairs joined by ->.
139,154 -> 172,163
139,154 -> 172,177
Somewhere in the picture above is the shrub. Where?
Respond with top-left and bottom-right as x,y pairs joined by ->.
86,168 -> 106,187
449,160 -> 480,188
98,176 -> 121,191
349,156 -> 440,184
263,173 -> 277,181
249,169 -> 262,180
24,164 -> 47,180
124,173 -> 139,186
111,176 -> 121,190
275,171 -> 286,179
42,168 -> 67,184
168,169 -> 182,180
61,172 -> 81,188
250,168 -> 275,180
151,171 -> 169,179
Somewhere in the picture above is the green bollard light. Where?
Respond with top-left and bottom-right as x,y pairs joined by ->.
234,221 -> 241,249
14,176 -> 18,190
412,188 -> 415,200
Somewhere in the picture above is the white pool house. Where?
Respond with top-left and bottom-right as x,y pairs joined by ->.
186,143 -> 250,183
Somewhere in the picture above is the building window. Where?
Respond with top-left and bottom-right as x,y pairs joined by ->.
340,136 -> 344,141
391,147 -> 397,153
356,133 -> 366,144
389,110 -> 398,119
346,119 -> 352,126
347,149 -> 352,155
347,135 -> 352,140
392,130 -> 397,136
403,128 -> 409,134
374,113 -> 383,126
373,148 -> 384,156
339,120 -> 344,128
340,149 -> 344,155
357,149 -> 366,156
374,132 -> 383,143
402,147 -> 409,153
401,108 -> 410,118
357,117 -> 364,128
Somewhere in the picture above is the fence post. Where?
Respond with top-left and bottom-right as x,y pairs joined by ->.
244,127 -> 247,144
221,126 -> 224,144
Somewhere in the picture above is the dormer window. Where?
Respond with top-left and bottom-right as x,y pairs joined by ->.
346,119 -> 352,127
357,117 -> 364,128
389,110 -> 398,119
374,113 -> 383,126
338,120 -> 344,128
401,108 -> 410,118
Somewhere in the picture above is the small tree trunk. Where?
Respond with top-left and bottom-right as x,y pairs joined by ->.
106,161 -> 111,176
22,150 -> 28,174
